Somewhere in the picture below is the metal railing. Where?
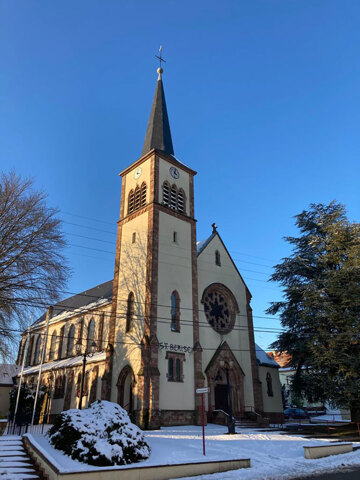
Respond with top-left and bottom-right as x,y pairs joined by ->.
5,414 -> 52,436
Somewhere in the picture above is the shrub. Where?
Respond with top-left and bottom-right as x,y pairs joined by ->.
47,400 -> 151,466
9,383 -> 46,424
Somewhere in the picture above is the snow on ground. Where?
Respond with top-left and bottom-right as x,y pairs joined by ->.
26,424 -> 360,479
311,414 -> 351,423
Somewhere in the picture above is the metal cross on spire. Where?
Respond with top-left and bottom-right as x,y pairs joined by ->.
155,46 -> 166,79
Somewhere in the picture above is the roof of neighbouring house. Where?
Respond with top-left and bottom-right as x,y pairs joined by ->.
0,364 -> 20,386
266,351 -> 292,368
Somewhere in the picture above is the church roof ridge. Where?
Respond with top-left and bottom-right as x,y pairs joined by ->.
142,71 -> 174,157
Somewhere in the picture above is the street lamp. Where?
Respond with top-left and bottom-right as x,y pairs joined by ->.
220,359 -> 235,434
76,339 -> 97,410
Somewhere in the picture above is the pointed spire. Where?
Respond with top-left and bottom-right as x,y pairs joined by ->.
142,65 -> 174,157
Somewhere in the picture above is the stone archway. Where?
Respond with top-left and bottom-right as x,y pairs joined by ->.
117,365 -> 135,414
205,342 -> 245,420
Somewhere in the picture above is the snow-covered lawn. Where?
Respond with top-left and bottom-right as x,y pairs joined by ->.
26,424 -> 360,479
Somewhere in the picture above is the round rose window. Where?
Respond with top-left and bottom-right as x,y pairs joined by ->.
202,285 -> 236,334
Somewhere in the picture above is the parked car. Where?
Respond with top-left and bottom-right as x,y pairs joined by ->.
284,408 -> 310,420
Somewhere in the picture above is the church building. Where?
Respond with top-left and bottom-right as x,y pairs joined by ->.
17,65 -> 283,428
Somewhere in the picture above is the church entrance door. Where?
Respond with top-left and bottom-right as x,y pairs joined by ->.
117,366 -> 134,414
215,384 -> 228,412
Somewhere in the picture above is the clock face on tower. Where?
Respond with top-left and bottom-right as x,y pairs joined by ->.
202,285 -> 236,334
169,166 -> 180,179
134,167 -> 142,180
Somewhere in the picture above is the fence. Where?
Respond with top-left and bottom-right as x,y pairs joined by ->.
5,414 -> 52,436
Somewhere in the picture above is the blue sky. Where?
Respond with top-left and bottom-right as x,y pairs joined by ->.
1,0 -> 359,350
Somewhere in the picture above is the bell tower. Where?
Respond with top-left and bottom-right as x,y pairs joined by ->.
105,62 -> 204,428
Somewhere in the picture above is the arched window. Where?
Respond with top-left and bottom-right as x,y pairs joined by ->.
58,325 -> 65,359
266,372 -> 274,397
128,190 -> 135,214
67,325 -> 75,357
49,331 -> 57,361
171,291 -> 180,332
126,292 -> 135,332
77,317 -> 84,345
162,182 -> 170,206
129,184 -> 147,214
168,358 -> 174,380
34,336 -> 42,365
140,182 -> 147,206
97,314 -> 104,352
177,189 -> 185,213
134,185 -> 141,211
54,375 -> 66,399
27,336 -> 34,366
215,250 -> 221,266
87,318 -> 95,352
170,184 -> 177,209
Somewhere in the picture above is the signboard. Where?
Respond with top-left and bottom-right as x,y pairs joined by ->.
196,387 -> 209,394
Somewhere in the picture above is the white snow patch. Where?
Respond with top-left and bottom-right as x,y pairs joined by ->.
26,424 -> 360,478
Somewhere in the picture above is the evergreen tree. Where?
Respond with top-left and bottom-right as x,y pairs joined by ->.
268,202 -> 360,422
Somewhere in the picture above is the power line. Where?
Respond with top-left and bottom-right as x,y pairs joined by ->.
0,288 -> 282,322
61,211 -> 115,226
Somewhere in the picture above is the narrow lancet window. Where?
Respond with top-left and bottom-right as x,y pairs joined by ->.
126,292 -> 135,332
171,291 -> 180,332
67,325 -> 75,357
87,318 -> 95,352
215,250 -> 221,266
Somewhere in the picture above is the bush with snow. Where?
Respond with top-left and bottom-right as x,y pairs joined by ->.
47,400 -> 151,466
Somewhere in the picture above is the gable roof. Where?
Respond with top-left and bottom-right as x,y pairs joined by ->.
196,230 -> 251,298
196,232 -> 216,256
32,280 -> 113,327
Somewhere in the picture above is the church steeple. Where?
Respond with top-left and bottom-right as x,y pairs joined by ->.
142,67 -> 174,157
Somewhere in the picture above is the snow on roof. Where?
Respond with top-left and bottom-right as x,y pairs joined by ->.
196,232 -> 216,256
32,280 -> 113,330
21,352 -> 106,376
0,364 -> 20,385
255,344 -> 280,368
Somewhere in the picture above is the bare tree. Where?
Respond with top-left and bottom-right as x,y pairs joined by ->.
0,171 -> 70,361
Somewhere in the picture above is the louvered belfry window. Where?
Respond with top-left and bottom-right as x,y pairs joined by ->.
162,182 -> 170,206
162,182 -> 186,214
128,190 -> 135,213
128,183 -> 147,214
170,185 -> 177,210
134,186 -> 141,210
177,189 -> 185,213
140,182 -> 147,206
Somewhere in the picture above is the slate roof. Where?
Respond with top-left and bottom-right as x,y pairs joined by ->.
142,76 -> 174,157
32,280 -> 113,327
196,232 -> 216,256
255,344 -> 280,367
0,364 -> 20,386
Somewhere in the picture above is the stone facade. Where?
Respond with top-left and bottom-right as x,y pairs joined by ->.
16,69 -> 283,428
